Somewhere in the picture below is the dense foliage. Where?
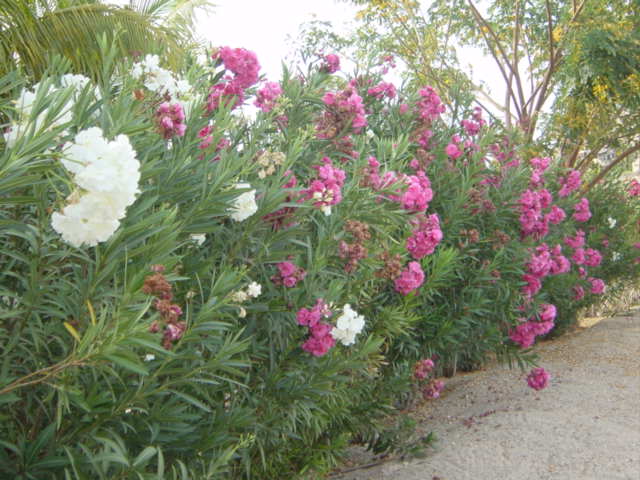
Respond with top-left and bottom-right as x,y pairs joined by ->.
1,39 -> 639,479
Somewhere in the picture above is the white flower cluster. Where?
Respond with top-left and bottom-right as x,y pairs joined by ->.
190,233 -> 206,246
612,251 -> 621,262
131,54 -> 192,102
51,127 -> 140,247
256,151 -> 285,179
230,281 -> 262,303
331,304 -> 365,346
607,217 -> 617,229
228,183 -> 258,222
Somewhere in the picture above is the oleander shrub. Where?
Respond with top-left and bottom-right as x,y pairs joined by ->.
1,43 -> 639,479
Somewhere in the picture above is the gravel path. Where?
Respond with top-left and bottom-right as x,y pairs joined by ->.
336,311 -> 640,480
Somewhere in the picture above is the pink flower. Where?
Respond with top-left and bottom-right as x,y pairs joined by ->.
527,367 -> 550,390
215,46 -> 260,89
155,102 -> 186,139
583,248 -> 602,267
573,285 -> 585,300
522,273 -> 542,298
302,321 -> 336,356
539,303 -> 557,322
322,53 -> 340,73
254,81 -> 282,113
629,179 -> 640,197
445,143 -> 462,159
509,322 -> 537,348
546,205 -> 566,225
461,107 -> 485,135
416,86 -> 445,123
316,86 -> 367,137
571,248 -> 585,265
588,277 -> 605,294
406,214 -> 443,259
422,379 -> 445,399
573,198 -> 591,222
367,81 -> 397,99
558,170 -> 581,197
272,261 -> 306,287
394,261 -> 425,295
399,171 -> 433,212
399,103 -> 409,114
302,157 -> 346,214
413,358 -> 435,380
564,230 -> 585,249
206,81 -> 245,112
530,157 -> 551,172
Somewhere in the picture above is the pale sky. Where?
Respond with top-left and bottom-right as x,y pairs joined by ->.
106,0 -> 508,116
196,0 -> 359,82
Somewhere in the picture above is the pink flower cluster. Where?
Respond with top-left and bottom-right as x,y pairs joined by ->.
322,53 -> 340,74
360,156 -> 395,190
215,46 -> 260,89
254,81 -> 282,113
522,245 -> 569,297
406,214 -> 443,259
573,198 -> 591,222
271,261 -> 306,287
416,86 -> 445,124
367,81 -> 397,100
629,179 -> 640,196
423,379 -> 445,399
297,299 -> 335,357
527,367 -> 550,390
207,46 -> 260,112
461,107 -> 485,136
558,170 -> 581,197
206,78 -> 245,112
394,261 -> 425,295
399,171 -> 433,212
564,229 -> 585,249
317,86 -> 367,137
197,125 -> 231,161
156,102 -> 186,139
445,135 -> 463,160
303,157 -> 346,214
588,277 -> 605,294
509,303 -> 557,348
518,188 -> 553,239
529,157 -> 550,188
413,358 -> 435,380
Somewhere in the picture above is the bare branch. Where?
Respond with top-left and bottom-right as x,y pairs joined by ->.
583,142 -> 640,194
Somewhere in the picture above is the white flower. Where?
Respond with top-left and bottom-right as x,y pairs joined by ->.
229,183 -> 258,222
230,290 -> 249,303
62,128 -> 140,201
51,192 -> 123,247
144,354 -> 155,362
607,217 -> 617,229
321,205 -> 332,216
612,251 -> 621,262
331,304 -> 365,346
51,127 -> 140,247
60,73 -> 90,90
190,234 -> 206,246
246,282 -> 262,298
238,307 -> 247,318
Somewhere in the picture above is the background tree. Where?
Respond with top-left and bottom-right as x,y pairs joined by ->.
346,0 -> 640,188
0,0 -> 213,80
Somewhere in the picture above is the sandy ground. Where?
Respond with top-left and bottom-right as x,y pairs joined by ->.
334,311 -> 640,480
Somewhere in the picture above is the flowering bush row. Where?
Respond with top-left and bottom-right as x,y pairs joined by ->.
1,46 -> 639,478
